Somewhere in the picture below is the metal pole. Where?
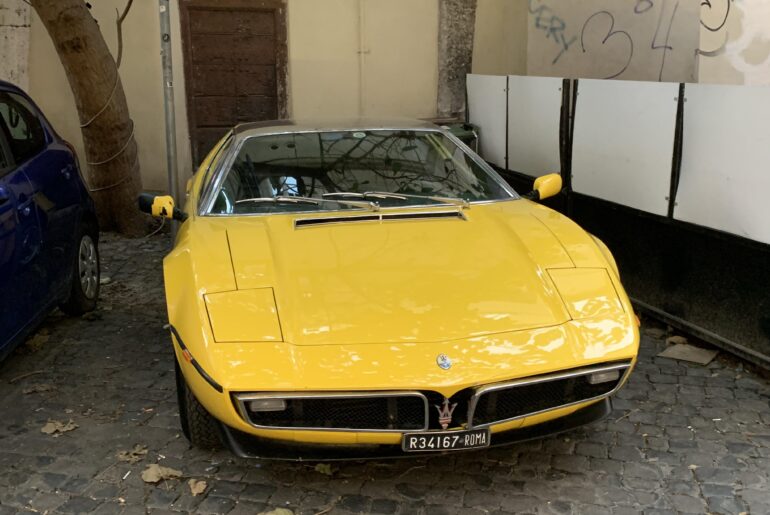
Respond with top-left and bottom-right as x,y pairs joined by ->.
357,0 -> 366,117
159,0 -> 179,241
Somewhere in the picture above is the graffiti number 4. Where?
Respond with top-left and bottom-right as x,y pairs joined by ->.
651,0 -> 679,82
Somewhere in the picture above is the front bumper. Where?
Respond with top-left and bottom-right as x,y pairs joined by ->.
218,397 -> 612,461
171,315 -> 638,451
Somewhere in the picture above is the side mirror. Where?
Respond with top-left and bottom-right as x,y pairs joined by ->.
137,193 -> 187,222
526,173 -> 563,201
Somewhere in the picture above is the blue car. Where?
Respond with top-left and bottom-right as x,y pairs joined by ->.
0,80 -> 100,361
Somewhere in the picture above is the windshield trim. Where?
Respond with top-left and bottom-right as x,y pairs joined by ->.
197,127 -> 519,217
196,131 -> 235,210
203,197 -> 521,219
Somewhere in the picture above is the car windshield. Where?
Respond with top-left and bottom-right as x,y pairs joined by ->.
208,129 -> 516,215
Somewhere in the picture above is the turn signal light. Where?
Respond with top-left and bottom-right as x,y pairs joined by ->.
587,370 -> 621,385
248,399 -> 287,412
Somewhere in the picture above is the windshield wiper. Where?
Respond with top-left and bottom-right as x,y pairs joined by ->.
236,196 -> 379,212
323,191 -> 470,209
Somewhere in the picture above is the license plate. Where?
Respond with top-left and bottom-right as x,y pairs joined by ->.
402,428 -> 490,453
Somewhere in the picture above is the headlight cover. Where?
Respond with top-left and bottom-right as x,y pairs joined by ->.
548,269 -> 625,320
204,288 -> 283,342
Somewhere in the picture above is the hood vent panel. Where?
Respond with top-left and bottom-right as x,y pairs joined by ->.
295,215 -> 380,228
295,210 -> 466,229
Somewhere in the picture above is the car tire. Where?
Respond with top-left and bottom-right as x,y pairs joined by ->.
60,223 -> 100,316
175,361 -> 222,450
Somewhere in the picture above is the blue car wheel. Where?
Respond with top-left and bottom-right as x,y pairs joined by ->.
60,223 -> 99,316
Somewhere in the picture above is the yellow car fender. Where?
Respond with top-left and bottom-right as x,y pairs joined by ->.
591,234 -> 620,279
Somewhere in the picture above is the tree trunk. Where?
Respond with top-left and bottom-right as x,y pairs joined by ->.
30,0 -> 145,236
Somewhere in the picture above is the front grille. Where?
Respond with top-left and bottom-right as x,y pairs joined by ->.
470,366 -> 628,427
423,390 -> 472,429
236,394 -> 427,431
234,363 -> 630,432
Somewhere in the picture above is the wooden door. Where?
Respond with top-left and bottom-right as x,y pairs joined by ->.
180,0 -> 287,166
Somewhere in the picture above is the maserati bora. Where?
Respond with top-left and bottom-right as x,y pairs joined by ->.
139,119 -> 639,459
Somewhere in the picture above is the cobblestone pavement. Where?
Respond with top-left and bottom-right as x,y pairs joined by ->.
1,233 -> 770,515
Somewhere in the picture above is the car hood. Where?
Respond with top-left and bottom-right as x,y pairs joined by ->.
220,201 -> 590,346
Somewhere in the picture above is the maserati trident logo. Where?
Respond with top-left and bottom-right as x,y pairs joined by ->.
435,398 -> 458,430
436,354 -> 452,370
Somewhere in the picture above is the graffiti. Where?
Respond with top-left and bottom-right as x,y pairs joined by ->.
527,0 -> 699,83
699,0 -> 732,56
701,0 -> 732,32
635,0 -> 655,15
578,1 -> 679,81
651,1 -> 680,81
528,0 -> 578,65
580,11 -> 634,79
697,0 -> 770,85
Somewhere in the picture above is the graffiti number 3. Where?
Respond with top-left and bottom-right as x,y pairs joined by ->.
581,11 -> 635,80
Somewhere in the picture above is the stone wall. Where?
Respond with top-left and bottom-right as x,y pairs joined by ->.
438,0 -> 477,118
0,1 -> 30,89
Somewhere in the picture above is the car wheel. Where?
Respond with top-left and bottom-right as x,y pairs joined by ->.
175,360 -> 222,450
60,224 -> 100,316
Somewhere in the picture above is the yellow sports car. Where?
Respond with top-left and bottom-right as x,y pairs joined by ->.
139,119 -> 638,459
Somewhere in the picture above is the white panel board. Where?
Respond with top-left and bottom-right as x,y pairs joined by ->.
675,84 -> 770,245
572,79 -> 679,216
507,75 -> 563,178
467,74 -> 507,169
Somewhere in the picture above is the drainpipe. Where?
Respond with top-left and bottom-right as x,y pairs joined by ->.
159,0 -> 179,241
357,0 -> 368,117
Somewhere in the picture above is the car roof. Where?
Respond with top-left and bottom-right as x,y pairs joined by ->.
234,118 -> 441,137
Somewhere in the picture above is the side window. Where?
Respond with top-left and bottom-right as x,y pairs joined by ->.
0,92 -> 47,164
0,136 -> 10,173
